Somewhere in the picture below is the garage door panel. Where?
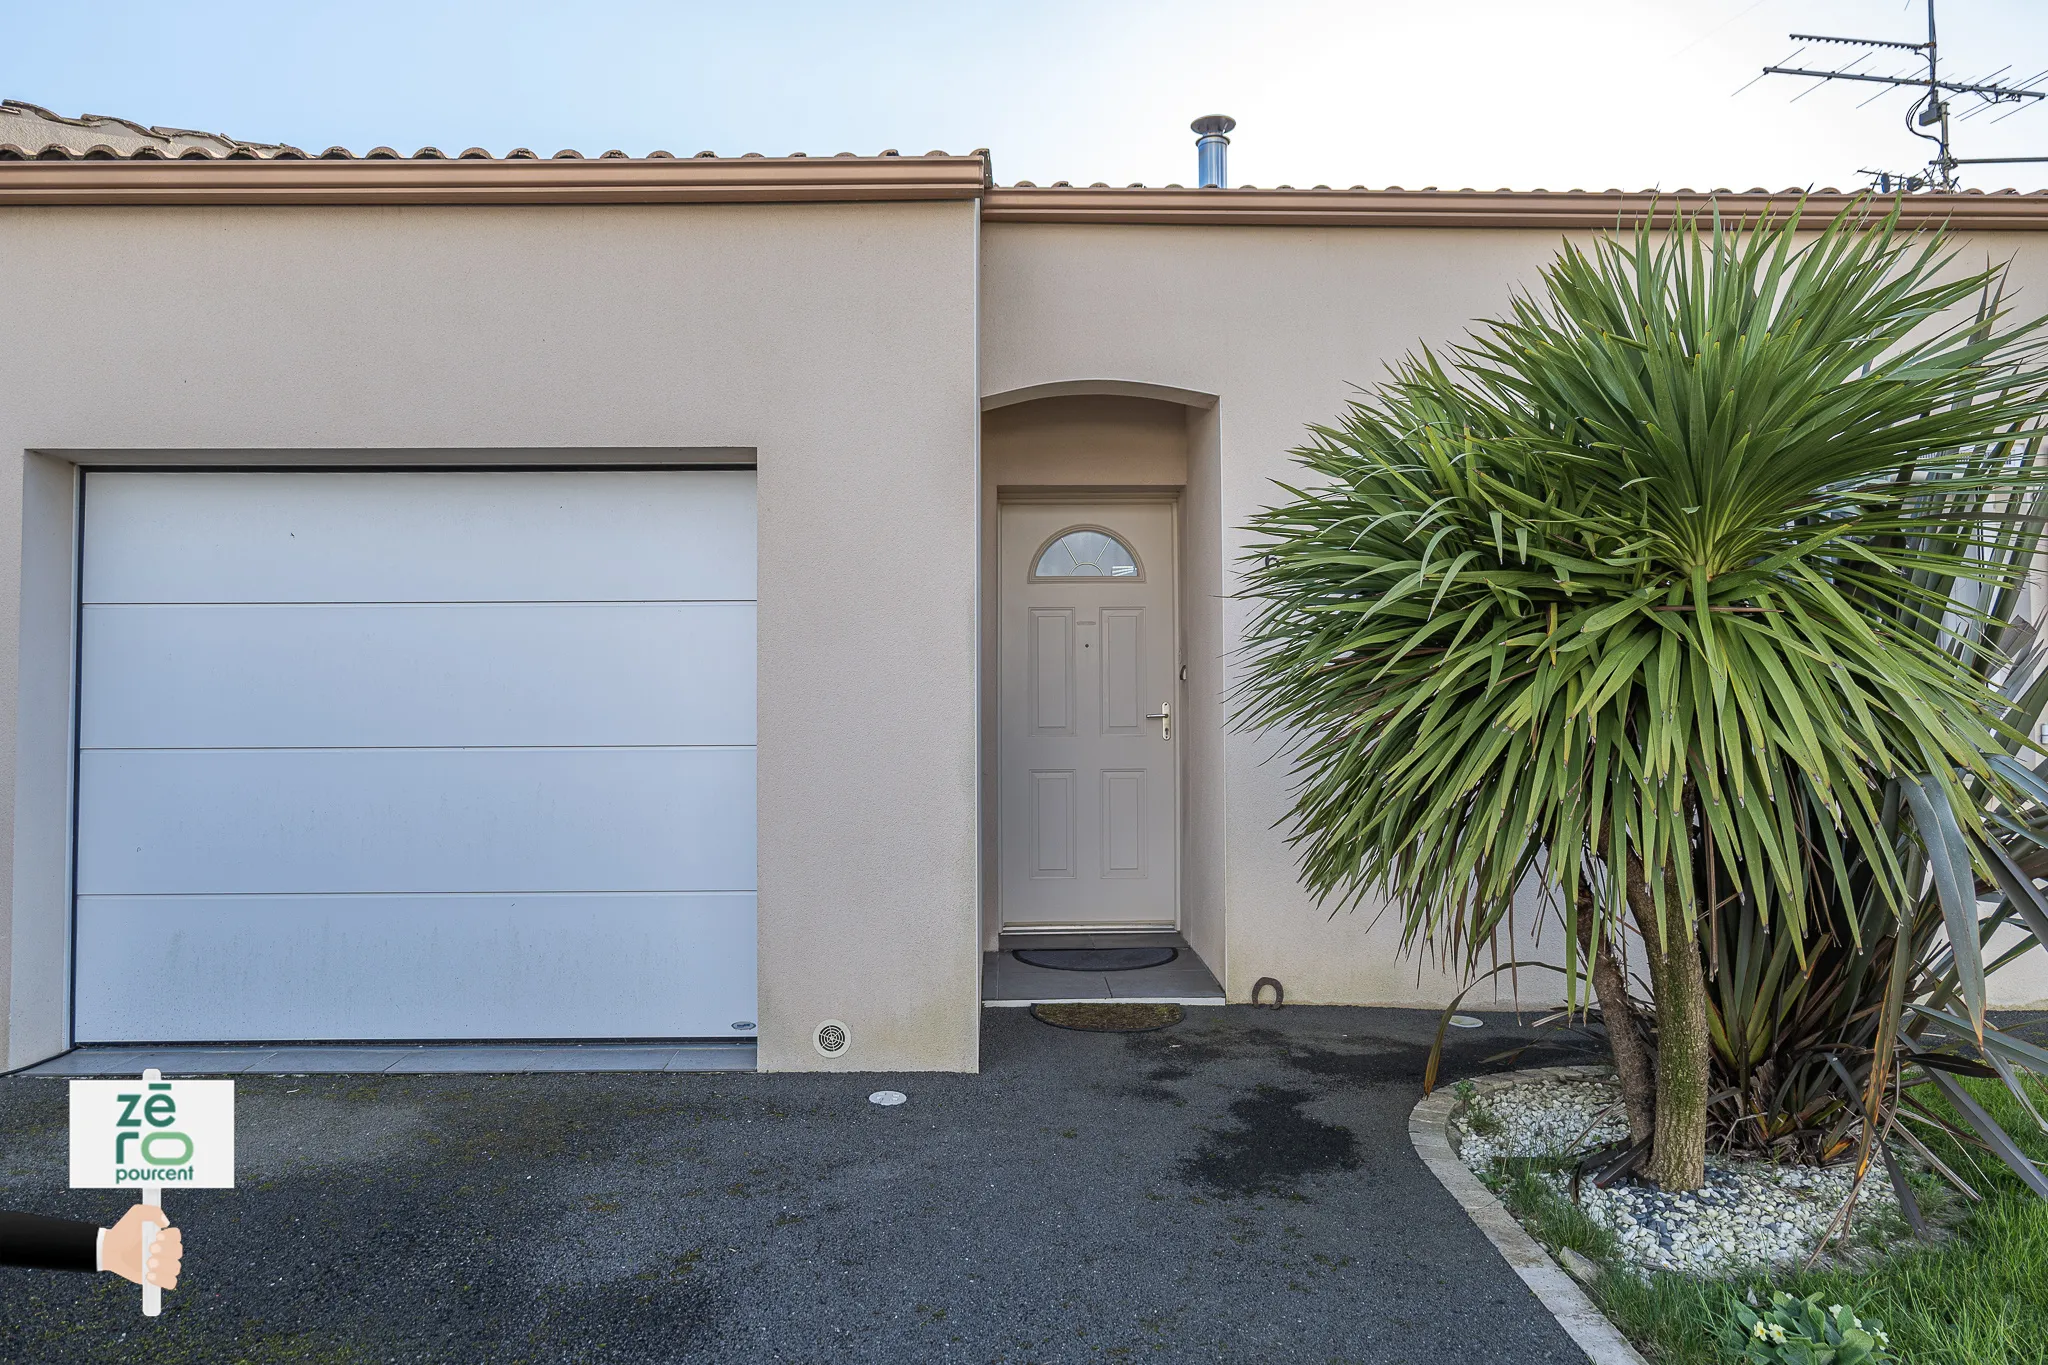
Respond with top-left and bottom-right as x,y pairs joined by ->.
83,470 -> 757,604
74,893 -> 758,1042
77,468 -> 758,1044
78,747 -> 756,896
82,602 -> 757,749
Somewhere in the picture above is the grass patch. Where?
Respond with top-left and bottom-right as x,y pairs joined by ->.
1492,1077 -> 2048,1365
1494,1164 -> 1616,1263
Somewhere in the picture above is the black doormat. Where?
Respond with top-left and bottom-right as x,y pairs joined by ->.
1012,946 -> 1178,973
1030,1002 -> 1184,1033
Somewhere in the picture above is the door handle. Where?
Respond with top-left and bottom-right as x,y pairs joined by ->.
1145,702 -> 1171,741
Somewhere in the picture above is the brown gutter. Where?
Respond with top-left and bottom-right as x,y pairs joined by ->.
9,157 -> 2048,228
0,155 -> 990,206
980,186 -> 2048,230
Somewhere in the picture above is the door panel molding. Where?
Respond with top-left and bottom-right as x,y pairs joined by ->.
1031,770 -> 1077,879
1101,769 -> 1147,878
1029,610 -> 1075,735
1100,608 -> 1144,734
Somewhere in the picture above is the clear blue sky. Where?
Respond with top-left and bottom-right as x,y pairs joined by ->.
9,1 -> 2048,191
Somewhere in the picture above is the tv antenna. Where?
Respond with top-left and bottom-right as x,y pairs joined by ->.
1757,0 -> 2047,191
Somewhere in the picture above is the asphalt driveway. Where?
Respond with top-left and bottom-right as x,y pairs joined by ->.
1,1006 -> 1603,1364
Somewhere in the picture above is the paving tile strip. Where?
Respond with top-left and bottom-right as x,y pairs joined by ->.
1410,1064 -> 1651,1365
11,1042 -> 757,1076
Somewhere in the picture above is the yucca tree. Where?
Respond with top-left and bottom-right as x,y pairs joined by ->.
1237,201 -> 2048,1190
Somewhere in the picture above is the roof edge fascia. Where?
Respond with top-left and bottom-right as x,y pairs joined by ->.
10,162 -> 2048,228
981,186 -> 2048,230
0,156 -> 990,206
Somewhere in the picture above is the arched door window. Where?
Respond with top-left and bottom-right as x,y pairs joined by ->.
1030,526 -> 1144,581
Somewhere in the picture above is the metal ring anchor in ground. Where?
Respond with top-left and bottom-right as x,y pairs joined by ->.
1250,977 -> 1283,1008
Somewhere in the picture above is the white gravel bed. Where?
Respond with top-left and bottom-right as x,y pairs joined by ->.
1450,1072 -> 1897,1278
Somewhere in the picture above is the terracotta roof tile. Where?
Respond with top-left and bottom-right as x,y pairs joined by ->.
0,98 -> 293,159
0,98 -> 985,165
977,183 -> 2048,230
9,98 -> 2048,223
987,179 -> 2048,198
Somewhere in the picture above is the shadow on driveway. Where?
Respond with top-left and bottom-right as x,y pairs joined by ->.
1,1006 -> 1603,1364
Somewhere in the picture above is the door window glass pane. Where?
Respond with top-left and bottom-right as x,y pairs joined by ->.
1033,529 -> 1140,579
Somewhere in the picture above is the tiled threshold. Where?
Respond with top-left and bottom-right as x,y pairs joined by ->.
983,931 -> 1227,1006
10,1041 -> 757,1077
982,998 -> 1227,1008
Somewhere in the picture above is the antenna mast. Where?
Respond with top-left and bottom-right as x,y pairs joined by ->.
1759,0 -> 2046,191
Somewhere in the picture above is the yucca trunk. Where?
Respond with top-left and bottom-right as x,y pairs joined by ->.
1625,853 -> 1710,1191
1577,889 -> 1656,1145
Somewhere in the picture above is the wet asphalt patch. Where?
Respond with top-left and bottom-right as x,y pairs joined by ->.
1,1006 -> 1601,1365
1180,1084 -> 1362,1197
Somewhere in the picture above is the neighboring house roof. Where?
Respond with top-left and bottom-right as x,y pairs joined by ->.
0,97 -> 974,165
0,99 -> 295,159
4,98 -> 2048,229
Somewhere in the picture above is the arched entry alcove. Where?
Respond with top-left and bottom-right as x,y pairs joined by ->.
977,382 -> 1226,1003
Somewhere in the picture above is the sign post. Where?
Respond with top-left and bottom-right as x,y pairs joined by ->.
139,1176 -> 160,1317
69,1067 -> 234,1316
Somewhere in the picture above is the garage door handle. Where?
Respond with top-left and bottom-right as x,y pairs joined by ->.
1146,702 -> 1171,741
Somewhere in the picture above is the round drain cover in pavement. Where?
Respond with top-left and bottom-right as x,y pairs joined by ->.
1012,946 -> 1178,973
868,1090 -> 907,1107
1449,1014 -> 1484,1029
1030,1003 -> 1184,1033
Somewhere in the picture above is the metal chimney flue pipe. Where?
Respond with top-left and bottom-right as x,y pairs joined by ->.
1192,115 -> 1235,188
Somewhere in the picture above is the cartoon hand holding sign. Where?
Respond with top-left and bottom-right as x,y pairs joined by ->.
67,1068 -> 233,1315
0,1204 -> 179,1285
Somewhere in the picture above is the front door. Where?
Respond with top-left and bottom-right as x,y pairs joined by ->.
998,501 -> 1178,931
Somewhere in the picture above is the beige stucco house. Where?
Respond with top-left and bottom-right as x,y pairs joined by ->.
2,105 -> 2045,1074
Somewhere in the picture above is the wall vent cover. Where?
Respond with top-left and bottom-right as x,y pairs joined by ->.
813,1019 -> 850,1058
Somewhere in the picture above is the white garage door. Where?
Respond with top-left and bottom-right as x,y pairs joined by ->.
73,470 -> 757,1043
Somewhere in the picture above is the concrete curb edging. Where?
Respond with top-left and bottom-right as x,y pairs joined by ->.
1409,1065 -> 1651,1365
